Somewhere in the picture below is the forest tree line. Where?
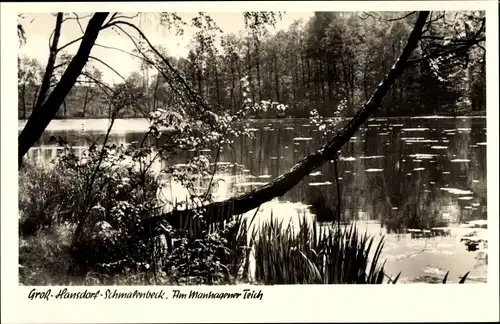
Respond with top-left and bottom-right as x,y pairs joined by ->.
18,11 -> 486,120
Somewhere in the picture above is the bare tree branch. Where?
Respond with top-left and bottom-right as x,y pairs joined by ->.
94,42 -> 153,62
57,36 -> 84,53
88,55 -> 125,80
72,12 -> 86,34
107,20 -> 212,113
361,11 -> 417,22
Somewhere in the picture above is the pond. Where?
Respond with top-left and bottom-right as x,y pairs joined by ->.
19,116 -> 488,283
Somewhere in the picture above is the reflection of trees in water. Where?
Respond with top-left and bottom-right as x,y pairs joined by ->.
363,125 -> 446,232
31,119 -> 488,225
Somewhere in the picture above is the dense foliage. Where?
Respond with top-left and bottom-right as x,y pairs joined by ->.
18,11 -> 485,120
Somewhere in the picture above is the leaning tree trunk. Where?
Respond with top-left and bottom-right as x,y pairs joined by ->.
18,13 -> 109,168
137,11 -> 431,240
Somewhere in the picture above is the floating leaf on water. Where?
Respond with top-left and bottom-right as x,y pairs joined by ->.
431,146 -> 448,150
440,188 -> 473,195
402,128 -> 430,131
442,171 -> 451,174
308,181 -> 332,186
414,167 -> 425,171
365,168 -> 384,173
410,154 -> 438,159
405,139 -> 438,143
472,180 -> 479,183
309,171 -> 322,177
234,182 -> 269,187
458,196 -> 474,200
360,156 -> 384,159
293,137 -> 313,141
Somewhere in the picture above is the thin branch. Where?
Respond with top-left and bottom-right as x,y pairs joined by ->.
95,42 -> 153,63
111,13 -> 141,22
108,20 -> 211,112
88,55 -> 125,80
105,23 -> 193,109
105,13 -> 119,25
72,12 -> 86,34
62,13 -> 93,24
361,11 -> 417,22
57,36 -> 84,53
80,72 -> 113,99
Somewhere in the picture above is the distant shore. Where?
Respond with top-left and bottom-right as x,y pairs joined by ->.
18,113 -> 487,131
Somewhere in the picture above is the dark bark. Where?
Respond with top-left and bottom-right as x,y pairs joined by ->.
137,11 -> 430,240
34,13 -> 63,111
82,86 -> 90,117
18,13 -> 109,167
21,84 -> 26,119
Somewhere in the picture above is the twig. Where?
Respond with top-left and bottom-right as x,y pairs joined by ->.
88,55 -> 125,80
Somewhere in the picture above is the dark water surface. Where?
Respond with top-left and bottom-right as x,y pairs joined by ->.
20,117 -> 488,283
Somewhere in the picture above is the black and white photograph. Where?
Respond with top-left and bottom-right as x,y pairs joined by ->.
2,1 -> 499,323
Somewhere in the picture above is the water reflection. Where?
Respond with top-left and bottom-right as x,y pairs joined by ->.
23,117 -> 487,227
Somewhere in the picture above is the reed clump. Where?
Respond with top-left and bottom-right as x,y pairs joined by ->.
253,215 -> 387,284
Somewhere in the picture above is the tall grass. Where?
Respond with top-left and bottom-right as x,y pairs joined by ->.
253,215 -> 388,284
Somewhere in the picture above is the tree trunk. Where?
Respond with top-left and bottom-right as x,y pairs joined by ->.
138,11 -> 430,239
21,84 -> 27,119
82,86 -> 90,117
18,13 -> 109,168
34,13 -> 63,111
